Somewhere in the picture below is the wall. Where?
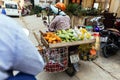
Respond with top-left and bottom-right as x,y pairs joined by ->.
0,1 -> 3,6
109,0 -> 120,13
34,0 -> 39,5
82,0 -> 94,8
64,0 -> 69,6
116,2 -> 120,17
19,0 -> 24,9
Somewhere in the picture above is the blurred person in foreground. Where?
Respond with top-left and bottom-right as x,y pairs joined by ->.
48,2 -> 71,32
0,14 -> 44,80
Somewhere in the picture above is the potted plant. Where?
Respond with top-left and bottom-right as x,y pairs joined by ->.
65,3 -> 86,27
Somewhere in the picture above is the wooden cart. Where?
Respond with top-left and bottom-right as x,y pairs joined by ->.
40,31 -> 96,48
39,31 -> 96,75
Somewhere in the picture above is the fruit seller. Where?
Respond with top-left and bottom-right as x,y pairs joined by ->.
48,2 -> 71,32
0,14 -> 44,80
42,2 -> 71,73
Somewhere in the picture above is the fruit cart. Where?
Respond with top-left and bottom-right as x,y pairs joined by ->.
39,29 -> 96,76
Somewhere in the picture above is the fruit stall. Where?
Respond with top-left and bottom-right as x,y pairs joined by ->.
41,27 -> 95,48
39,27 -> 97,76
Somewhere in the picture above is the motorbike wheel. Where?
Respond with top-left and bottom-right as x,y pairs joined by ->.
102,45 -> 117,58
65,64 -> 76,77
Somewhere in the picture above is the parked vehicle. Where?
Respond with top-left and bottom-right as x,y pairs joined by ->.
115,18 -> 120,31
100,15 -> 120,58
100,28 -> 120,58
65,46 -> 80,76
0,1 -> 20,16
90,16 -> 105,32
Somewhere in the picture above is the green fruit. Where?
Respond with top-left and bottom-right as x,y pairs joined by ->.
65,34 -> 70,39
67,29 -> 73,33
68,33 -> 74,37
58,34 -> 66,38
57,30 -> 62,34
62,30 -> 67,34
66,39 -> 69,42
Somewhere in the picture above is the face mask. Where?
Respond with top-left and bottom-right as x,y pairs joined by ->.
50,5 -> 66,16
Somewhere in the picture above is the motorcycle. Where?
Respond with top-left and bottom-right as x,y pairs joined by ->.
90,16 -> 105,32
65,46 -> 80,77
100,17 -> 120,58
100,28 -> 120,58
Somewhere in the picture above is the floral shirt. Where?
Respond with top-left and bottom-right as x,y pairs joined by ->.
49,15 -> 70,32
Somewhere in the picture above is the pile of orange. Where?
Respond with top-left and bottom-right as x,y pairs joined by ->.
43,32 -> 62,44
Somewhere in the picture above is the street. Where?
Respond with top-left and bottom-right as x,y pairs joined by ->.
13,15 -> 120,80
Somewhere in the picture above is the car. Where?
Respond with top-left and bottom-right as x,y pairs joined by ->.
0,1 -> 21,16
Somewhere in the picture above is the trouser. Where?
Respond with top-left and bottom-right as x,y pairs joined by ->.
7,71 -> 36,80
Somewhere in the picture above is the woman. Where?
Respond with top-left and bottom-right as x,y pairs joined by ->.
48,2 -> 71,32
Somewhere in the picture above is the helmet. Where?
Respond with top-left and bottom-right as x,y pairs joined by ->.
50,5 -> 66,15
55,2 -> 66,11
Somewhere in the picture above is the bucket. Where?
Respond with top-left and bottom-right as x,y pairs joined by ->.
86,26 -> 93,32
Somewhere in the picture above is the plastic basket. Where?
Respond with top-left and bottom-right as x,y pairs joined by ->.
42,47 -> 68,73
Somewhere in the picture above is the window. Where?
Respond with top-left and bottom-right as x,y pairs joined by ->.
94,0 -> 111,10
93,3 -> 99,9
5,4 -> 17,9
71,0 -> 81,4
82,0 -> 94,8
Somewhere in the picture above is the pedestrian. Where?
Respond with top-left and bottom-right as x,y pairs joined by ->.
48,2 -> 71,32
1,6 -> 6,15
0,14 -> 44,80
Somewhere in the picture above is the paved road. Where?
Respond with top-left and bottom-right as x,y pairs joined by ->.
13,15 -> 120,80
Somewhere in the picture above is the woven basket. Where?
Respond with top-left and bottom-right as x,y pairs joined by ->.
42,47 -> 68,73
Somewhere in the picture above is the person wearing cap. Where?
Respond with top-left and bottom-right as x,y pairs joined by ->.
48,2 -> 71,32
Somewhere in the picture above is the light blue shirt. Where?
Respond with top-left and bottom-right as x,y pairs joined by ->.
0,14 -> 44,80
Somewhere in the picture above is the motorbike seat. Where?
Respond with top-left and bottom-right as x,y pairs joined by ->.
107,28 -> 119,33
